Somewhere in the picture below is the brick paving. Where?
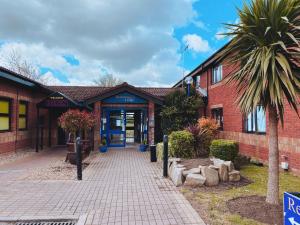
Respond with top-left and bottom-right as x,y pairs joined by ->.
0,147 -> 205,225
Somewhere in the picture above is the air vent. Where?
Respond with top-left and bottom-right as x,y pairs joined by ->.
15,221 -> 76,225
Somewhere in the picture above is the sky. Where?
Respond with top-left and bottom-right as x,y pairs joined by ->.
0,0 -> 246,87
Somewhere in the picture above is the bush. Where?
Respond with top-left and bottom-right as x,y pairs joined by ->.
156,142 -> 164,160
197,118 -> 220,157
169,130 -> 194,158
210,139 -> 239,161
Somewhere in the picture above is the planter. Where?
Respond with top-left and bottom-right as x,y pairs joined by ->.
139,144 -> 148,152
99,146 -> 108,153
67,142 -> 75,152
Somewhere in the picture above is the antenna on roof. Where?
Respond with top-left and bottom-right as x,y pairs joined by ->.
181,44 -> 189,89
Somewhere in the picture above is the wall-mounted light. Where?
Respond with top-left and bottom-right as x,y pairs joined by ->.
185,76 -> 193,97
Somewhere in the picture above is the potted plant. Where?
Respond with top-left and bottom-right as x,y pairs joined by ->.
99,139 -> 108,153
139,139 -> 148,152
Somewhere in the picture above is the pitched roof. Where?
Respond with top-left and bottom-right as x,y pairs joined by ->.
47,84 -> 176,102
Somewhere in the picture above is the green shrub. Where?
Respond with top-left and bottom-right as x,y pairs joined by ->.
169,130 -> 194,158
210,139 -> 239,161
156,142 -> 164,160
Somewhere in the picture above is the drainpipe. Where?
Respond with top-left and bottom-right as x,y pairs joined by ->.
14,89 -> 19,153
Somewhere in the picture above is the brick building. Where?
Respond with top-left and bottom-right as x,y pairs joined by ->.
174,44 -> 300,174
0,66 -> 174,153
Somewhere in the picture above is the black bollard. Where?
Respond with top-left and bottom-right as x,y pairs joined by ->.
150,145 -> 157,162
76,137 -> 82,180
163,135 -> 168,177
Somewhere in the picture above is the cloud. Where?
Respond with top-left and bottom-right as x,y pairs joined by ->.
0,0 -> 199,87
215,27 -> 227,40
182,34 -> 211,53
215,18 -> 240,41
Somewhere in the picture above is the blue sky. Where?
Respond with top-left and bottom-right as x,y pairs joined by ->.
0,0 -> 247,86
174,0 -> 245,71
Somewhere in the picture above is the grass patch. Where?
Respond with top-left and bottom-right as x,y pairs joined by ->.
181,164 -> 300,225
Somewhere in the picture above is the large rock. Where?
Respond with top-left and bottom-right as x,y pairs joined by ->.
208,165 -> 219,170
229,170 -> 241,182
184,174 -> 206,187
224,161 -> 235,172
218,164 -> 229,182
183,167 -> 201,177
171,166 -> 186,186
201,166 -> 219,186
212,158 -> 225,168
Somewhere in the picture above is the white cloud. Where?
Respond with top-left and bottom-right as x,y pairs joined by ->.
215,18 -> 240,41
215,27 -> 227,40
182,34 -> 211,53
0,0 -> 201,86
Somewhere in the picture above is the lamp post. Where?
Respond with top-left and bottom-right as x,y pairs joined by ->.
185,76 -> 193,97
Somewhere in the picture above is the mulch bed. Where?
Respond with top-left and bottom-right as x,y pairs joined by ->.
227,195 -> 283,225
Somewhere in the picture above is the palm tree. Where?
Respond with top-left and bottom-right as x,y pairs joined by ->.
222,0 -> 300,205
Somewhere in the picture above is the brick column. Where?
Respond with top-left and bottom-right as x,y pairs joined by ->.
148,101 -> 155,145
93,101 -> 101,151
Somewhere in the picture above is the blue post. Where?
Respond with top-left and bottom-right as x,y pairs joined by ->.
187,83 -> 191,96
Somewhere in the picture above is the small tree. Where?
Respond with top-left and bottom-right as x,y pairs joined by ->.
160,88 -> 204,134
222,0 -> 300,205
58,109 -> 96,142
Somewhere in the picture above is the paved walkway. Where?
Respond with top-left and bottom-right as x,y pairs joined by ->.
0,147 -> 205,225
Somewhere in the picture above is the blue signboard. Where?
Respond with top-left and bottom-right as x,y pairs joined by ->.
284,192 -> 300,225
103,91 -> 147,104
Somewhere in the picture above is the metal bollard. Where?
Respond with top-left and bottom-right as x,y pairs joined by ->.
150,145 -> 157,162
76,137 -> 82,180
163,135 -> 168,177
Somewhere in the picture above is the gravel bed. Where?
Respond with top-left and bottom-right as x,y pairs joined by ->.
0,149 -> 35,166
18,152 -> 97,180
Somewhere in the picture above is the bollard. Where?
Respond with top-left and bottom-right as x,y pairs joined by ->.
150,145 -> 157,162
76,137 -> 82,180
163,135 -> 168,177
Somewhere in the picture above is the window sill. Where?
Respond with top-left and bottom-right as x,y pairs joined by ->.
244,131 -> 266,135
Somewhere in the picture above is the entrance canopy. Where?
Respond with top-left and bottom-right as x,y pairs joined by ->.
37,92 -> 88,109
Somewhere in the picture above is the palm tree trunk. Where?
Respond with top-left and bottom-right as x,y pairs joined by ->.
266,105 -> 279,205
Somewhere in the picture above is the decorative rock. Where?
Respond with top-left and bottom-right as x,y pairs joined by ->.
182,167 -> 201,177
229,170 -> 241,182
184,174 -> 206,187
201,166 -> 219,186
212,158 -> 225,168
168,161 -> 176,177
224,161 -> 235,172
208,165 -> 219,170
171,166 -> 186,186
218,164 -> 229,182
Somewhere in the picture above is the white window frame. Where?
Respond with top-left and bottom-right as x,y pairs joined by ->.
212,64 -> 222,84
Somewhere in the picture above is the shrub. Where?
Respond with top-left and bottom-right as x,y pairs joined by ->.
169,130 -> 194,158
210,139 -> 239,161
160,88 -> 204,134
233,154 -> 250,170
197,118 -> 220,157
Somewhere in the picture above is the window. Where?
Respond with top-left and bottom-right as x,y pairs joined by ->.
212,108 -> 223,130
212,64 -> 222,84
0,98 -> 11,132
18,101 -> 28,130
194,75 -> 201,88
245,106 -> 266,133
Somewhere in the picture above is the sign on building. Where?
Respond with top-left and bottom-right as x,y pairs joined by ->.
284,192 -> 300,225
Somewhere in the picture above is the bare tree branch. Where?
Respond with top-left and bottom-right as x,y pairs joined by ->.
93,74 -> 123,87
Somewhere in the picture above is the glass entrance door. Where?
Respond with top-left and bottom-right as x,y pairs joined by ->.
107,109 -> 125,147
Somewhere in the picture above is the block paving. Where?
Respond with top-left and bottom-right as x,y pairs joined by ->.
0,147 -> 205,225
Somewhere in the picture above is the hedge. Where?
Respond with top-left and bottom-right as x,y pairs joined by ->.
169,130 -> 194,158
210,139 -> 239,161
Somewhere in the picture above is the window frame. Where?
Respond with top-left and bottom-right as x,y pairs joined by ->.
211,107 -> 223,130
244,106 -> 266,134
0,97 -> 11,132
18,100 -> 28,131
211,64 -> 223,84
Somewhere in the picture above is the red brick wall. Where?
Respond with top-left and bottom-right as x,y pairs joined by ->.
196,62 -> 300,174
0,79 -> 49,153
